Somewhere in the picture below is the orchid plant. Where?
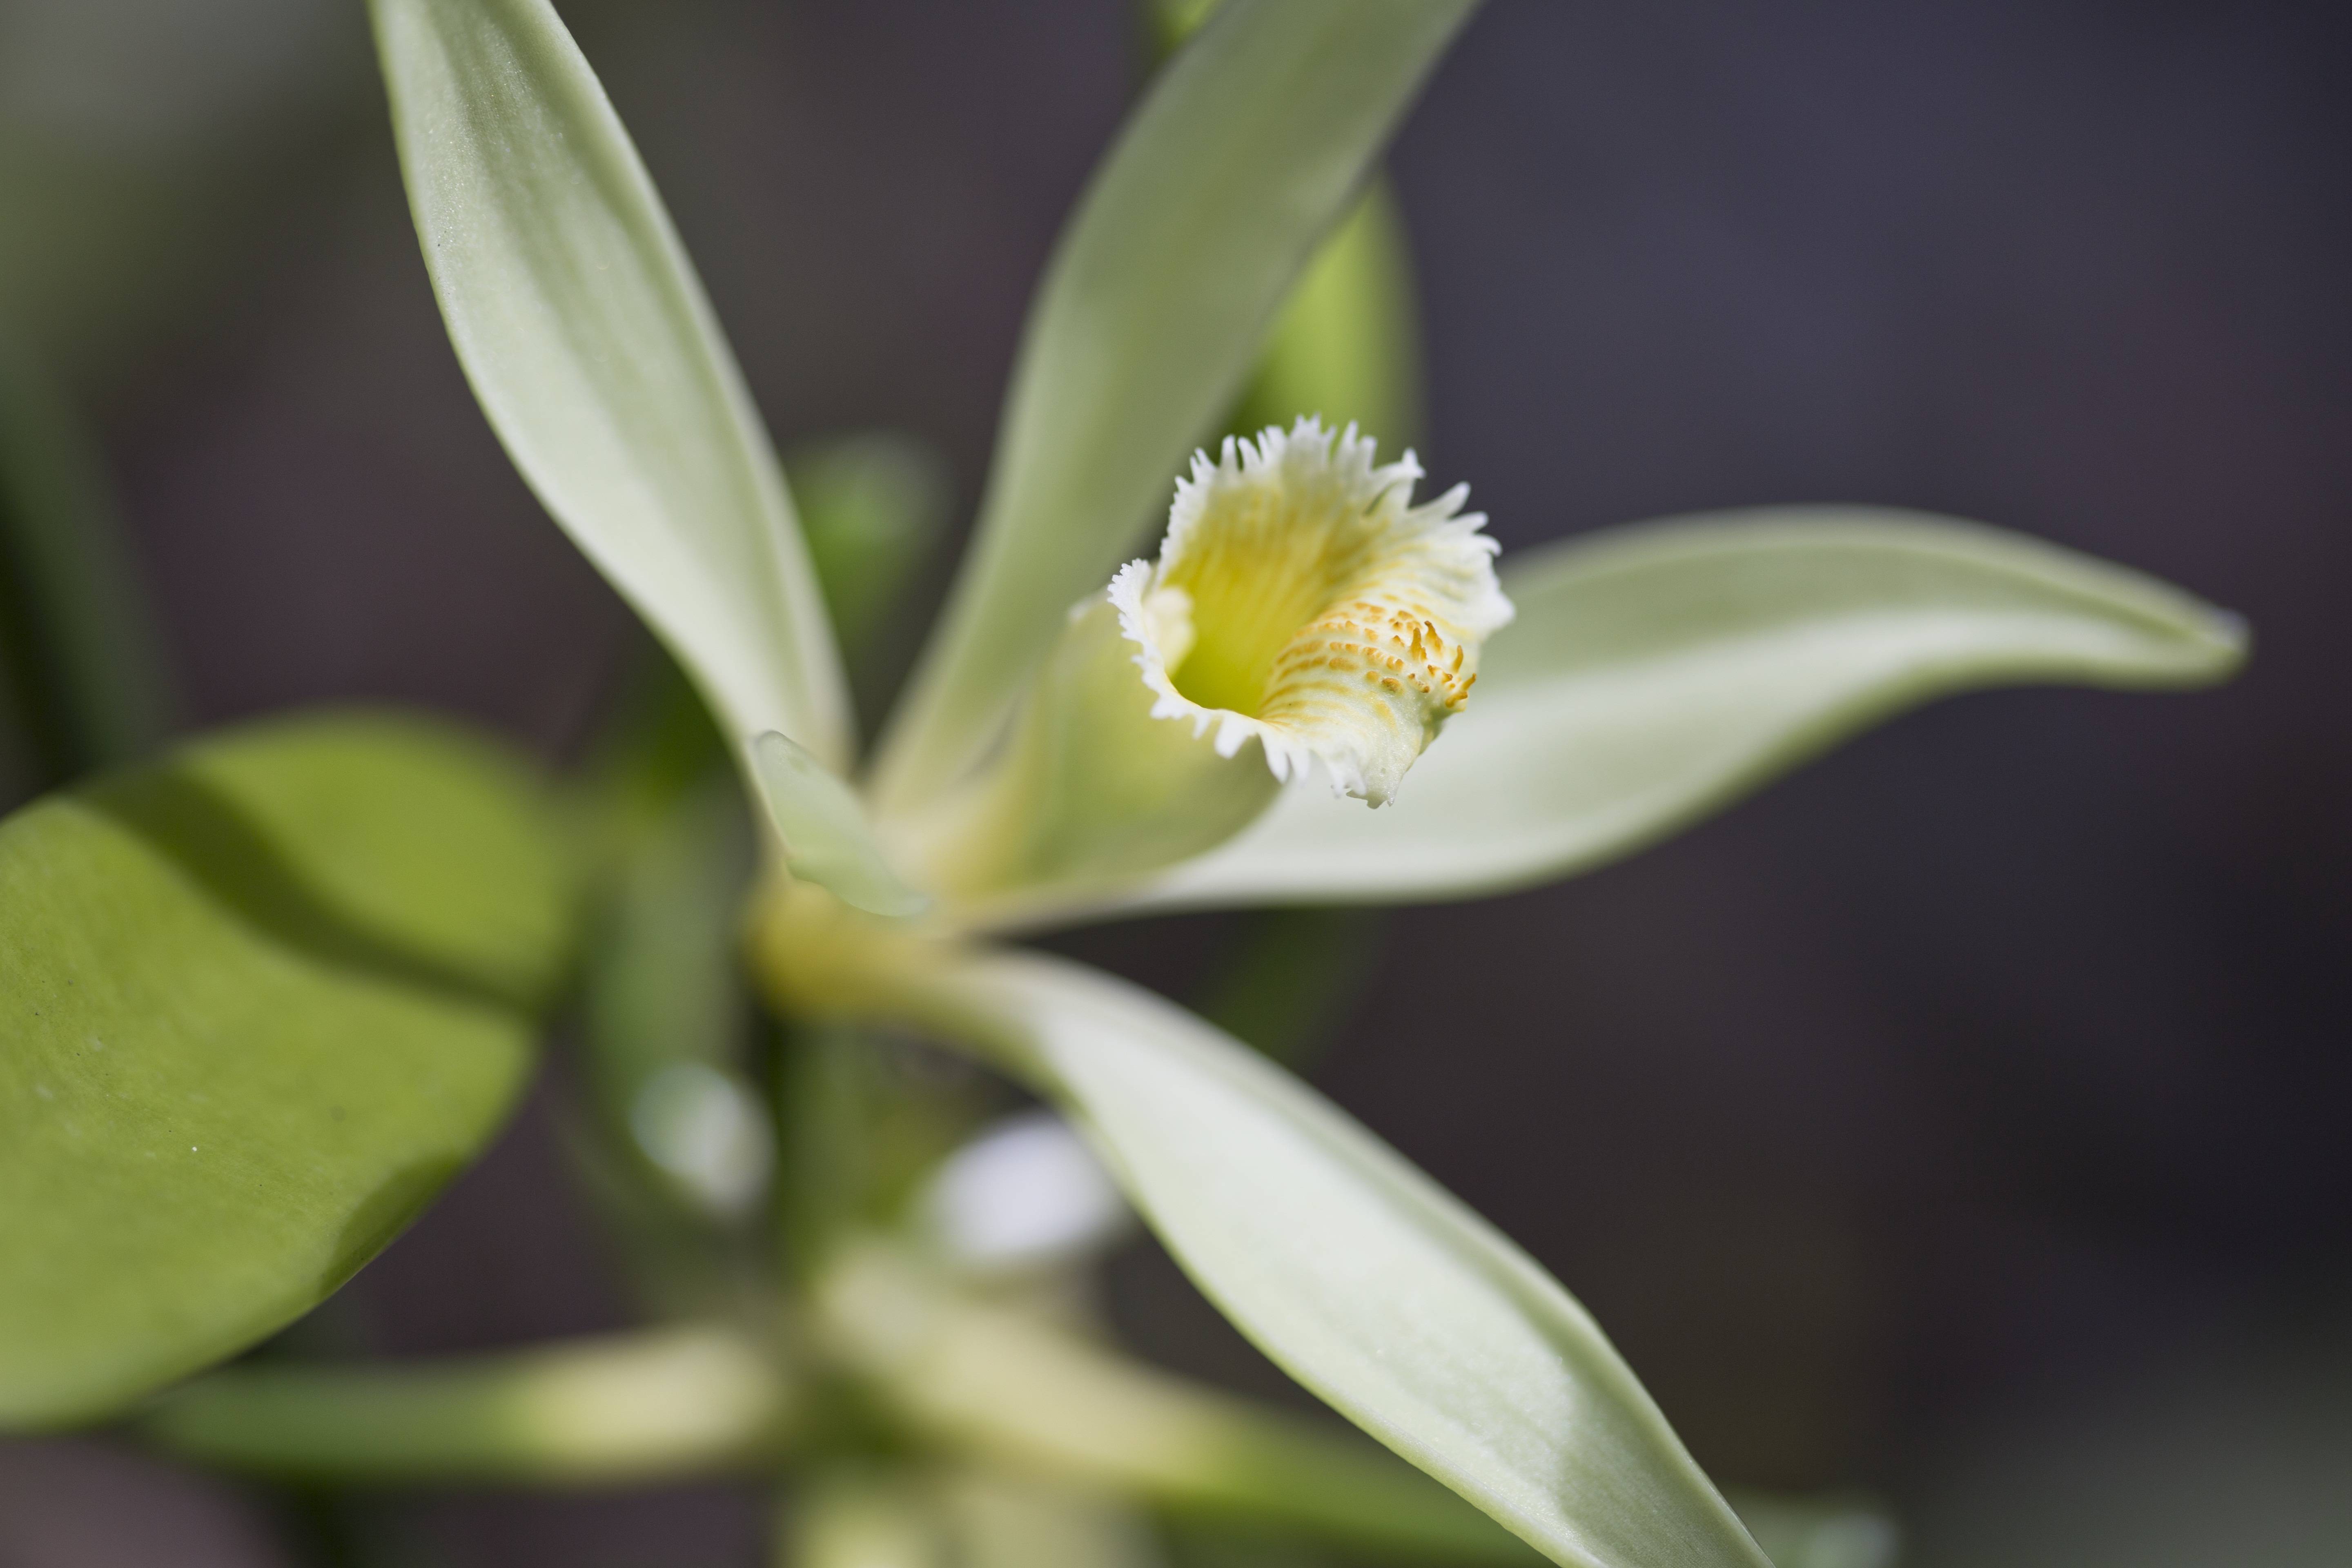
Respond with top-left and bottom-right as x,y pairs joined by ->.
0,2 -> 2245,1566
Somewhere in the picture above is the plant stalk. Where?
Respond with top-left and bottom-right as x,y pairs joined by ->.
138,1326 -> 791,1486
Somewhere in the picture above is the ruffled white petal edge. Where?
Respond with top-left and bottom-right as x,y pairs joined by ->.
1107,419 -> 1513,804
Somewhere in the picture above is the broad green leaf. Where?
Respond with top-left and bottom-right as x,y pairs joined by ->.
0,712 -> 572,1429
368,0 -> 851,769
873,0 -> 1479,816
894,951 -> 1767,1568
754,731 -> 927,918
1078,510 -> 2246,918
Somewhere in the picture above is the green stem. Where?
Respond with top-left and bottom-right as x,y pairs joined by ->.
780,1467 -> 948,1568
137,1327 -> 791,1486
0,340 -> 176,787
1192,906 -> 1384,1065
744,900 -> 1535,1561
817,1248 -> 1544,1565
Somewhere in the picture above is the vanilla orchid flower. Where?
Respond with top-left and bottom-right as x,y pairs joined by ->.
365,0 -> 2244,1564
1116,419 -> 1511,806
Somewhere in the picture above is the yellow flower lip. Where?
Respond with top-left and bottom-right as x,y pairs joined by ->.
1109,418 -> 1512,806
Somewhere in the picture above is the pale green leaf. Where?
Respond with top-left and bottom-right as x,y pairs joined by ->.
1084,510 -> 2245,917
873,0 -> 1479,815
0,713 -> 573,1429
754,731 -> 927,919
368,0 -> 850,768
901,951 -> 1768,1568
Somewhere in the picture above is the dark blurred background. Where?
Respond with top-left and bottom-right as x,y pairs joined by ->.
2,1 -> 2347,1564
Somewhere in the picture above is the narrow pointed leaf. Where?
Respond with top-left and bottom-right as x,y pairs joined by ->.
1085,510 -> 2245,917
874,0 -> 1479,814
899,951 -> 1767,1568
369,0 -> 850,768
753,731 -> 926,918
0,713 -> 572,1428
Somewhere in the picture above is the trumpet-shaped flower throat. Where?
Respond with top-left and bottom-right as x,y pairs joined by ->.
1111,419 -> 1512,805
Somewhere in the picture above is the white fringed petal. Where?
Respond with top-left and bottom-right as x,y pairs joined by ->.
1108,418 -> 1511,806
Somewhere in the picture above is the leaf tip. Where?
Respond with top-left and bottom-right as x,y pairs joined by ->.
751,731 -> 929,920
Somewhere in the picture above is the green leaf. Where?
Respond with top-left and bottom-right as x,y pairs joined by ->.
0,712 -> 573,1429
1091,510 -> 2246,916
753,731 -> 927,919
368,0 -> 851,769
892,952 -> 1768,1568
873,0 -> 1479,816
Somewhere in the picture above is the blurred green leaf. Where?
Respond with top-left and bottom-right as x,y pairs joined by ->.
1730,1491 -> 1900,1568
0,340 -> 175,787
940,1469 -> 1163,1568
822,1247 -> 1544,1563
1231,180 -> 1423,450
786,1468 -> 948,1568
577,649 -> 735,861
1160,1523 -> 1337,1568
369,0 -> 851,768
787,433 -> 954,666
1100,510 -> 2247,916
874,0 -> 1479,815
0,711 -> 573,1428
1903,1332 -> 2352,1568
881,955 -> 1768,1568
1192,906 -> 1383,1065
